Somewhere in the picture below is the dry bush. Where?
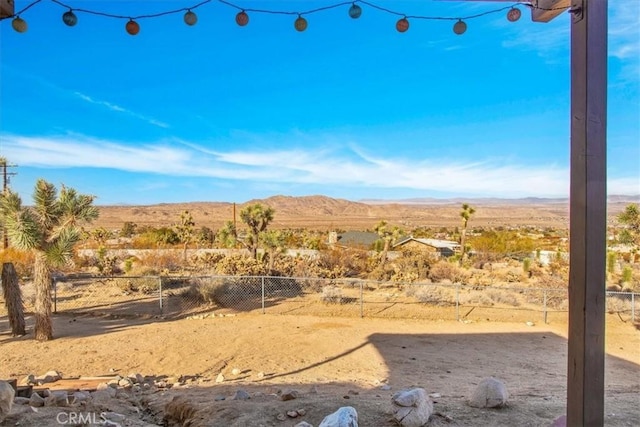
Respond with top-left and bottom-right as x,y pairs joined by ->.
0,248 -> 34,279
483,288 -> 521,307
138,251 -> 183,273
180,278 -> 223,305
213,255 -> 264,276
316,249 -> 368,278
189,252 -> 225,270
429,261 -> 469,283
406,284 -> 456,306
321,285 -> 344,304
490,268 -> 523,284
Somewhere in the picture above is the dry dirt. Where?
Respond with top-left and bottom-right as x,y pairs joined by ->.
91,196 -> 636,231
1,313 -> 639,426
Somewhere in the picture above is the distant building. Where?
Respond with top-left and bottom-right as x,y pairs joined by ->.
328,231 -> 379,250
393,237 -> 460,258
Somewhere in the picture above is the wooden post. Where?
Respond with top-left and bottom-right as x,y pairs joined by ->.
567,0 -> 607,425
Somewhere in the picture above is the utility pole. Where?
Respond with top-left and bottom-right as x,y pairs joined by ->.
0,158 -> 18,249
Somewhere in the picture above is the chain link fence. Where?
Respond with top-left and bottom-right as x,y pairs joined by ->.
1,274 -> 638,324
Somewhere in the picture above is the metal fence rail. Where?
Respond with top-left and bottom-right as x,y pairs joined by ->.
1,275 -> 638,324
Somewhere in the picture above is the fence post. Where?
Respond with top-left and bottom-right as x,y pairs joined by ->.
53,278 -> 57,314
158,276 -> 163,315
360,281 -> 364,318
261,276 -> 265,314
455,284 -> 460,322
543,290 -> 548,324
632,293 -> 636,324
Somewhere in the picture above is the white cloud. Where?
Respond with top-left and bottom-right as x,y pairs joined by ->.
0,132 -> 610,198
74,92 -> 170,129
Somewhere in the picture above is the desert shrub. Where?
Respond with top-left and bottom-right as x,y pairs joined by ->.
606,295 -> 632,315
0,248 -> 34,278
388,251 -> 432,283
429,261 -> 468,283
316,249 -> 368,278
180,278 -> 224,305
406,284 -> 456,306
138,251 -> 183,273
213,254 -> 264,276
460,290 -> 495,306
484,288 -> 521,307
112,277 -> 160,294
190,252 -> 226,270
321,285 -> 344,304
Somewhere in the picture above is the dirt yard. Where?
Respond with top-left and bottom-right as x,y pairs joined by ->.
1,313 -> 639,426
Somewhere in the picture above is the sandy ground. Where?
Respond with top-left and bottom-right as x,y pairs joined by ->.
1,313 -> 639,426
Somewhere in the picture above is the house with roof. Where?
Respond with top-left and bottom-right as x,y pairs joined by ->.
392,236 -> 461,258
328,231 -> 379,250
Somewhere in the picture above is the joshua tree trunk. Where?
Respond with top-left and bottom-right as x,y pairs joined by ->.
1,262 -> 26,336
33,252 -> 53,341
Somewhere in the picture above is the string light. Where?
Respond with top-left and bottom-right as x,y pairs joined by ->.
184,10 -> 198,26
235,10 -> 249,26
62,9 -> 77,26
507,7 -> 522,22
2,1 -> 571,35
294,14 -> 307,32
396,17 -> 409,33
125,19 -> 139,35
11,16 -> 27,32
348,3 -> 362,19
453,19 -> 466,35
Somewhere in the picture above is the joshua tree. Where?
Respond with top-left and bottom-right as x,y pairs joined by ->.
374,220 -> 403,267
618,203 -> 640,246
175,210 -> 195,262
217,220 -> 238,248
1,262 -> 26,336
260,229 -> 286,274
459,203 -> 476,265
240,203 -> 275,259
0,180 -> 98,340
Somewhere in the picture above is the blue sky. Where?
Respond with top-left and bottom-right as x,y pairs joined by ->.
1,0 -> 638,205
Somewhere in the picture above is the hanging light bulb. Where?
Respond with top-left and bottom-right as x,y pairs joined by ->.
126,19 -> 140,35
11,16 -> 27,33
184,10 -> 197,26
507,7 -> 521,22
453,19 -> 466,35
62,10 -> 77,26
348,3 -> 362,19
236,10 -> 249,26
396,17 -> 409,33
294,15 -> 307,32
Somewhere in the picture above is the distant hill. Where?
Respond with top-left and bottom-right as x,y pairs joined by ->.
92,194 -> 637,232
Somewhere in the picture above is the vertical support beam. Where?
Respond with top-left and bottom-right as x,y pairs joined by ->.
567,0 -> 607,425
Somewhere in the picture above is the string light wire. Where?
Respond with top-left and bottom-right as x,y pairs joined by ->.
1,0 -> 571,31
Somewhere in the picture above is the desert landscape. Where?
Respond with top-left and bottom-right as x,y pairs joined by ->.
92,195 -> 628,231
1,196 -> 639,427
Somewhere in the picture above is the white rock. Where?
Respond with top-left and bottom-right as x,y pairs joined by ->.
294,422 -> 314,427
469,377 -> 509,408
391,388 -> 433,427
231,368 -> 241,375
215,373 -> 225,383
318,406 -> 358,427
0,380 -> 15,421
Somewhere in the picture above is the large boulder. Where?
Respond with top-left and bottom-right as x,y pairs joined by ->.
318,406 -> 358,427
0,380 -> 15,422
469,377 -> 509,408
391,388 -> 433,427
